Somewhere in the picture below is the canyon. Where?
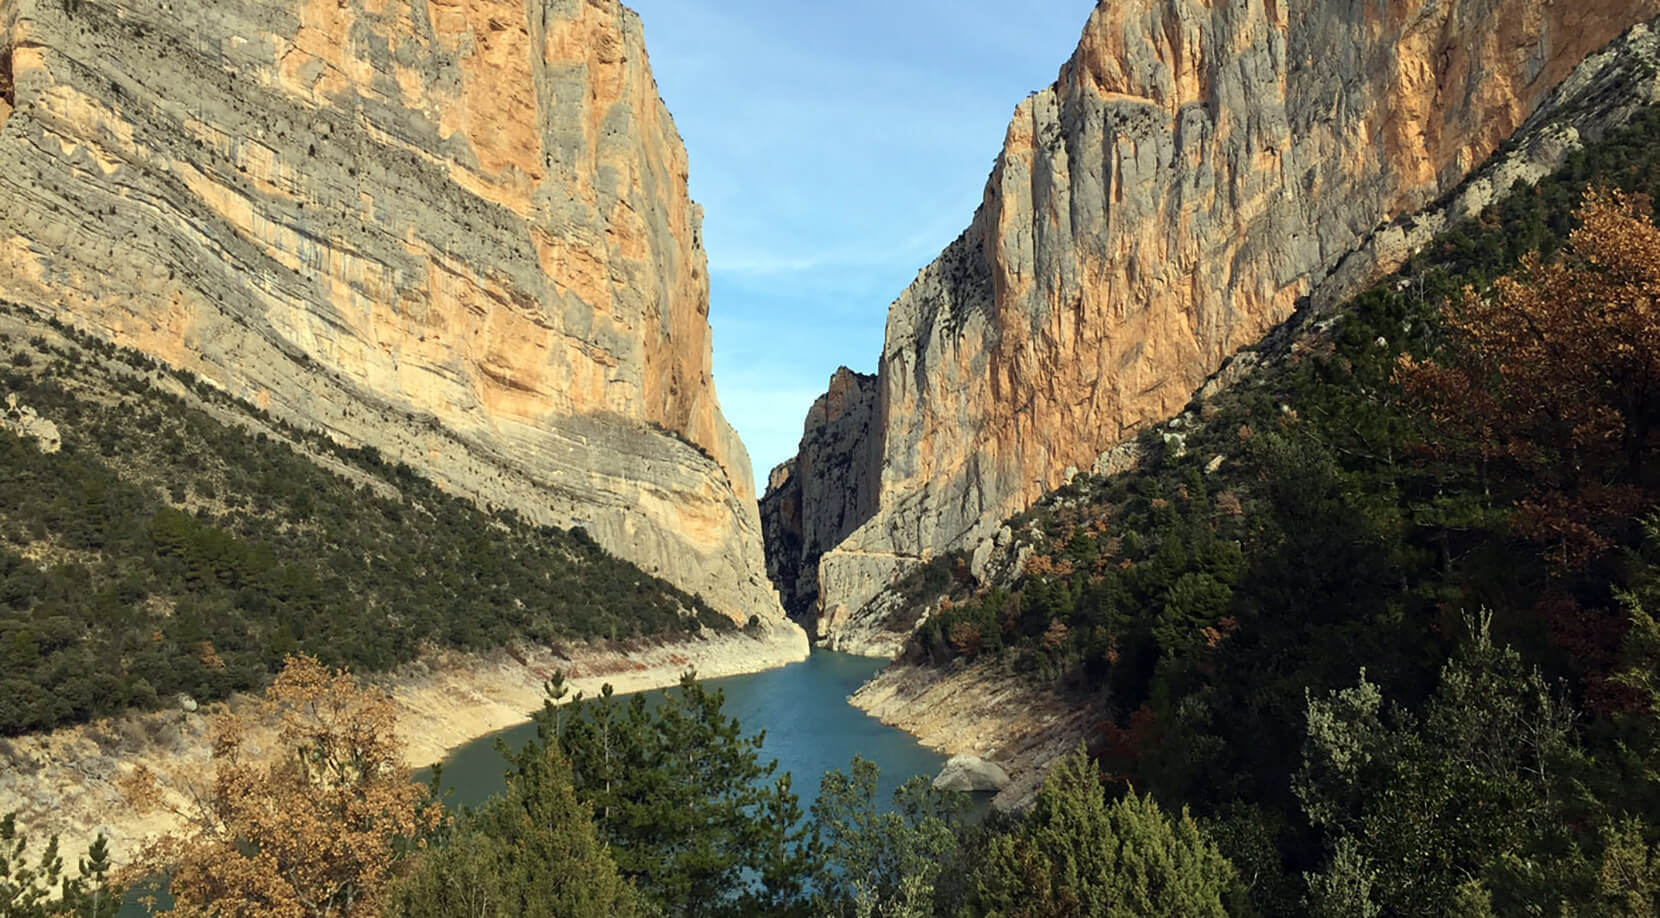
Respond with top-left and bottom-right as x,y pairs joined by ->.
5,0 -> 1660,890
0,0 -> 784,623
764,0 -> 1660,649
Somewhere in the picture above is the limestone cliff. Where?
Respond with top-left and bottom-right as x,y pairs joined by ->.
759,366 -> 878,624
768,0 -> 1660,642
0,0 -> 783,620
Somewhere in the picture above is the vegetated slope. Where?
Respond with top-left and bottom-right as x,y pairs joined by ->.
0,0 -> 781,622
0,304 -> 729,737
770,0 -> 1660,638
887,107 -> 1660,911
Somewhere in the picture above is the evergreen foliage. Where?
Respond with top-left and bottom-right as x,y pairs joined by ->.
810,757 -> 966,917
13,50 -> 1660,918
968,745 -> 1236,917
524,672 -> 817,917
897,107 -> 1660,914
0,815 -> 118,918
1296,619 -> 1582,914
0,312 -> 729,735
386,743 -> 637,918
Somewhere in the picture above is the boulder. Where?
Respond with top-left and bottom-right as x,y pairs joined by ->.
933,754 -> 1010,793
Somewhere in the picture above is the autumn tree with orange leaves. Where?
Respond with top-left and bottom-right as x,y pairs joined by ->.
122,655 -> 440,918
1399,188 -> 1660,571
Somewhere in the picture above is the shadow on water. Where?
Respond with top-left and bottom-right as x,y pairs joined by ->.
119,650 -> 946,916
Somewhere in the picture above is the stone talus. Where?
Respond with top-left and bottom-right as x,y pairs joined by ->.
0,0 -> 784,621
767,0 -> 1660,644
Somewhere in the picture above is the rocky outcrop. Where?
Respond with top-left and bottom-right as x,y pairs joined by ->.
1,393 -> 60,453
0,0 -> 783,621
772,0 -> 1660,641
933,754 -> 1011,794
759,367 -> 879,622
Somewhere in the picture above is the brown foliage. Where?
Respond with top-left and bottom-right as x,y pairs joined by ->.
1041,620 -> 1070,653
949,621 -> 985,657
1542,594 -> 1642,716
122,655 -> 440,917
1201,616 -> 1240,650
1024,553 -> 1055,577
1100,705 -> 1158,781
1398,189 -> 1660,570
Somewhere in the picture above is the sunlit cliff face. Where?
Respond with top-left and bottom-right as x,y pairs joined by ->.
785,0 -> 1660,627
0,0 -> 779,621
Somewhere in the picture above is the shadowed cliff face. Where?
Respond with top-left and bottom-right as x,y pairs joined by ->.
759,367 -> 880,623
768,0 -> 1660,637
0,0 -> 783,621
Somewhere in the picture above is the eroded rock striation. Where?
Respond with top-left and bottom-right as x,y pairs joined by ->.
768,0 -> 1660,646
0,0 -> 784,620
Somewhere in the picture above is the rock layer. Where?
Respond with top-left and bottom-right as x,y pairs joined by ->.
772,0 -> 1660,638
0,0 -> 783,620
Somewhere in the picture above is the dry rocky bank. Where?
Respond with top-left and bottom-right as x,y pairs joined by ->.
0,624 -> 807,871
851,660 -> 1100,813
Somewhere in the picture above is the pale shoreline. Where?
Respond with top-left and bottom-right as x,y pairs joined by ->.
0,621 -> 809,870
849,659 -> 1098,811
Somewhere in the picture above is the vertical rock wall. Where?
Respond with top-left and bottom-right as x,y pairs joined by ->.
0,0 -> 785,620
771,0 -> 1660,636
759,367 -> 879,623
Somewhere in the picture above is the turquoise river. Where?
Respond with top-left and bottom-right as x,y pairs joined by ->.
120,650 -> 942,915
427,649 -> 944,812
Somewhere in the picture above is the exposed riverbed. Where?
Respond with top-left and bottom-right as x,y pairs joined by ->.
9,623 -> 808,895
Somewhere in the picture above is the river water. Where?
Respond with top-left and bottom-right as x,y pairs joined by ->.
120,651 -> 939,915
428,649 -> 944,814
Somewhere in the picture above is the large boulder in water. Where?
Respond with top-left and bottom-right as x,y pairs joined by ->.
933,754 -> 1010,793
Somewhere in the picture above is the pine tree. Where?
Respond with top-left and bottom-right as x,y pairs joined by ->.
810,756 -> 964,917
0,815 -> 117,918
0,813 -> 59,918
532,671 -> 818,917
1296,619 -> 1581,915
970,744 -> 1236,917
387,741 -> 637,918
59,834 -> 117,918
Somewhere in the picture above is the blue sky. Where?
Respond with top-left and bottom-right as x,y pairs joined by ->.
624,1 -> 1093,492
